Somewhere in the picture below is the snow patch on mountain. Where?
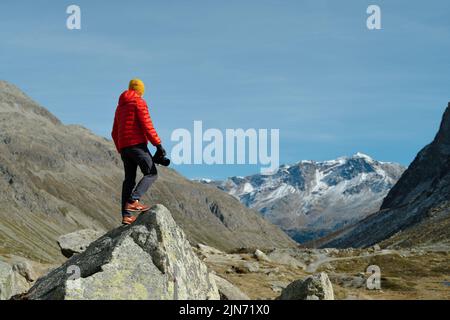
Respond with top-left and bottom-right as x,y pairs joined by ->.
200,153 -> 405,244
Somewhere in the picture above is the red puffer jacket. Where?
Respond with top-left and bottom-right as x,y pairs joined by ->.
111,90 -> 161,152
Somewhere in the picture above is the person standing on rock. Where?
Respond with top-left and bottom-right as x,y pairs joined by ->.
112,79 -> 166,225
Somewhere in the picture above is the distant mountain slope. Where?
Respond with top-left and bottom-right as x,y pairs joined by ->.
320,102 -> 450,248
201,154 -> 404,243
0,81 -> 295,263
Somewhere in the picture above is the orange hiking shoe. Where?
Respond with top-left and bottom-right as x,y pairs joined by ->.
125,200 -> 150,213
122,215 -> 137,225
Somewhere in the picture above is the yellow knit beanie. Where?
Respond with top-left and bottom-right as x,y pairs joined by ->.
129,78 -> 145,96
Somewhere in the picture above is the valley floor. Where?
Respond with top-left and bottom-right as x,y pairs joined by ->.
197,244 -> 450,300
2,242 -> 449,300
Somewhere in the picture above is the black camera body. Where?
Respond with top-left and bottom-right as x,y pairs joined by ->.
153,150 -> 171,167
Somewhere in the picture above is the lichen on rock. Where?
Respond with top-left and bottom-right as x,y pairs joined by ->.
23,205 -> 220,300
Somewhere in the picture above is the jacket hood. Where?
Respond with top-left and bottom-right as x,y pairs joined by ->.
118,90 -> 140,105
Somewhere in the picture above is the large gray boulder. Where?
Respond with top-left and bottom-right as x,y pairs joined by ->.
211,274 -> 250,300
58,229 -> 105,258
0,261 -> 13,300
254,249 -> 271,262
9,256 -> 37,296
10,257 -> 37,282
267,249 -> 306,270
277,272 -> 334,300
23,205 -> 220,300
0,257 -> 39,300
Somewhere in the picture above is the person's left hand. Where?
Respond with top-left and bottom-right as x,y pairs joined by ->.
156,144 -> 167,157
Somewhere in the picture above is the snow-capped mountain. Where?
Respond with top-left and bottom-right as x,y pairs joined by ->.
202,153 -> 405,244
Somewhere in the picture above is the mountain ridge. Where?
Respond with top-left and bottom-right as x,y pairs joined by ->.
201,153 -> 405,243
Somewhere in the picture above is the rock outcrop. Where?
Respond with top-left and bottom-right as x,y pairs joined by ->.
58,229 -> 105,258
277,272 -> 334,300
0,255 -> 50,300
267,249 -> 306,270
211,274 -> 250,300
0,261 -> 13,300
254,249 -> 271,262
23,205 -> 220,300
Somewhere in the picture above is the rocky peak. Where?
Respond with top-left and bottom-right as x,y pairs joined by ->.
320,102 -> 450,248
0,80 -> 61,125
382,103 -> 450,210
0,81 -> 32,102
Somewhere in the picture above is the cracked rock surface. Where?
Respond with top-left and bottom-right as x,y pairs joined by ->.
23,205 -> 220,300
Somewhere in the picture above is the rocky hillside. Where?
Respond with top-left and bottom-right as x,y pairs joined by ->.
320,102 -> 450,248
0,81 -> 295,263
203,154 -> 404,243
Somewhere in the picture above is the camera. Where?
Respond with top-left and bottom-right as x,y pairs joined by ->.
153,150 -> 171,167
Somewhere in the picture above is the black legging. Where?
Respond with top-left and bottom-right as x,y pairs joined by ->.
120,143 -> 158,216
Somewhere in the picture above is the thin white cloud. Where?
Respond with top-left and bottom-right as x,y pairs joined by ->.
3,31 -> 152,61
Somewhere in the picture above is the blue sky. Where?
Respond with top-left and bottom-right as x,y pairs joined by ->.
1,0 -> 449,179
